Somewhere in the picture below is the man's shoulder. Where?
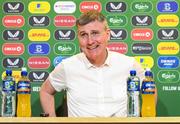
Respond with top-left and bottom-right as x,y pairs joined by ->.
62,53 -> 84,64
109,51 -> 134,60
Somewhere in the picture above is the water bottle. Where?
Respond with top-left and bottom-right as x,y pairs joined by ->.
16,67 -> 31,117
127,70 -> 140,117
141,68 -> 156,117
1,69 -> 16,117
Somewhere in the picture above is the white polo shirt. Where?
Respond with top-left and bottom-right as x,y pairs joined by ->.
49,50 -> 144,117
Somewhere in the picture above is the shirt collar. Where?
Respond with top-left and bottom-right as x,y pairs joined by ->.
82,49 -> 111,69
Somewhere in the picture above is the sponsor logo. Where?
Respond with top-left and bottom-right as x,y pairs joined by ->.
28,1 -> 50,14
157,1 -> 178,13
53,56 -> 67,67
3,29 -> 24,41
157,14 -> 179,27
3,2 -> 24,13
110,29 -> 127,40
3,15 -> 25,27
2,71 -> 21,83
106,2 -> 126,13
135,56 -> 154,69
131,28 -> 153,41
132,15 -> 152,26
54,15 -> 76,27
54,42 -> 76,55
3,57 -> 23,68
158,29 -> 178,40
157,42 -> 179,55
107,15 -> 127,27
2,43 -> 24,55
28,29 -> 50,41
32,86 -> 41,92
28,57 -> 50,69
158,56 -> 179,69
54,1 -> 76,14
29,71 -> 49,82
131,1 -> 153,13
132,43 -> 153,54
80,1 -> 102,13
131,2 -> 152,12
107,42 -> 128,54
28,43 -> 50,55
158,70 -> 179,83
29,16 -> 49,27
55,29 -> 75,41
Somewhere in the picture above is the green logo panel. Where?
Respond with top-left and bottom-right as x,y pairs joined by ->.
131,1 -> 152,12
107,15 -> 127,27
54,42 -> 76,55
158,70 -> 179,83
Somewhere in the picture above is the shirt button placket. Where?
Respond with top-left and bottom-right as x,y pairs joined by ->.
97,67 -> 105,115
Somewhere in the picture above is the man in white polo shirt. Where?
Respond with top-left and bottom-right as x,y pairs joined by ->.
40,10 -> 146,117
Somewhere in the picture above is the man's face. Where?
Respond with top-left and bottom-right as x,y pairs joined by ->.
77,20 -> 110,62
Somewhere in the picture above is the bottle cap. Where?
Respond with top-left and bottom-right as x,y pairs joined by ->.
6,69 -> 12,75
130,70 -> 136,76
21,67 -> 28,76
145,68 -> 152,76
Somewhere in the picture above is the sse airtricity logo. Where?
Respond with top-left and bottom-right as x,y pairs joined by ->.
54,1 -> 76,14
132,43 -> 153,54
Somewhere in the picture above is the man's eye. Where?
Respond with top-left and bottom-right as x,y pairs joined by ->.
80,33 -> 86,37
92,32 -> 99,36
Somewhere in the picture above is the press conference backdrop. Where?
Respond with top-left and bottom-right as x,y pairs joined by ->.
0,0 -> 180,116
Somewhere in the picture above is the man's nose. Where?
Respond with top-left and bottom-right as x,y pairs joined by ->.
87,34 -> 95,44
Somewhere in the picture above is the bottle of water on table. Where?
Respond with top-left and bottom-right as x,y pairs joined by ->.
127,70 -> 140,117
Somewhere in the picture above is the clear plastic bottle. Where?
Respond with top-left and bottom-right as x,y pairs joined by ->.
127,70 -> 140,117
141,68 -> 156,117
16,67 -> 31,117
1,69 -> 16,117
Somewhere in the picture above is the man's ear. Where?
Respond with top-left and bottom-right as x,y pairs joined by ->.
106,29 -> 111,41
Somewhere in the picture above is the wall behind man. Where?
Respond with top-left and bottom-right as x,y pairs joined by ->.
0,0 -> 179,116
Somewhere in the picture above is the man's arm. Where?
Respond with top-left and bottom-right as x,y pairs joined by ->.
40,78 -> 56,117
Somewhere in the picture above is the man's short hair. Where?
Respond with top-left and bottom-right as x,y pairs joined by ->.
76,10 -> 109,29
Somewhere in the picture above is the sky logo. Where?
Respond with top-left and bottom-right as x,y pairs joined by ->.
53,56 -> 67,67
157,1 -> 178,13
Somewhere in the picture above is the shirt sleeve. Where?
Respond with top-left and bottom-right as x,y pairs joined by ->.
48,62 -> 67,92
